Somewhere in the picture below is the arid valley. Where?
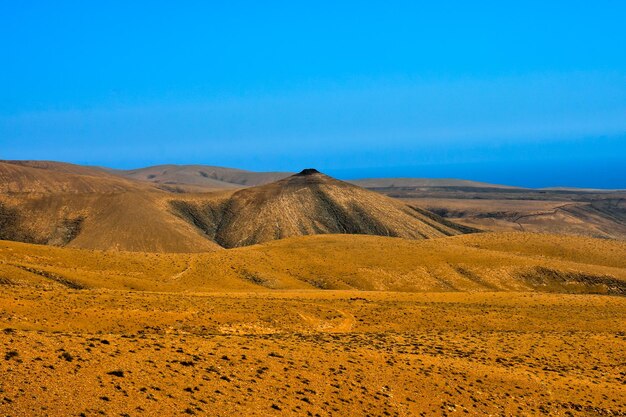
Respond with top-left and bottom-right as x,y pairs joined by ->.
0,161 -> 625,416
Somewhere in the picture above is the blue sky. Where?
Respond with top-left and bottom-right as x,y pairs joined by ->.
1,1 -> 625,188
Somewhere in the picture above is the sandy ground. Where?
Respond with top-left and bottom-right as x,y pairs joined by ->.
1,289 -> 624,416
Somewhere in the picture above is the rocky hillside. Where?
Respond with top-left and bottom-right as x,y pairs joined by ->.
170,169 -> 477,248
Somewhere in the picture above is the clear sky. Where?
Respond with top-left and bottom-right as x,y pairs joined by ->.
1,1 -> 625,188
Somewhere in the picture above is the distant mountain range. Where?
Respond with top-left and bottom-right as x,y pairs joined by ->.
99,163 -> 626,192
103,164 -> 292,191
104,163 -> 526,191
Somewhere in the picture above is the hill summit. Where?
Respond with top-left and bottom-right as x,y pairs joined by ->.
295,168 -> 321,176
171,169 -> 476,248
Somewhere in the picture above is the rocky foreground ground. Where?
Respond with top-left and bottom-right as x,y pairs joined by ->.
1,289 -> 624,416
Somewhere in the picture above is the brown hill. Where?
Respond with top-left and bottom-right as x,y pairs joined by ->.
0,161 -> 222,252
108,164 -> 292,189
0,160 -> 144,194
170,169 -> 477,248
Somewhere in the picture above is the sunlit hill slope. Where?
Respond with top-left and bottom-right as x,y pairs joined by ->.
1,232 -> 624,295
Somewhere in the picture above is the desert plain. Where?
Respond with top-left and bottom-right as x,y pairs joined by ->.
1,232 -> 625,416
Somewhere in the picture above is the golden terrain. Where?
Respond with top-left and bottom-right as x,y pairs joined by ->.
1,232 -> 625,416
2,161 -> 626,415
